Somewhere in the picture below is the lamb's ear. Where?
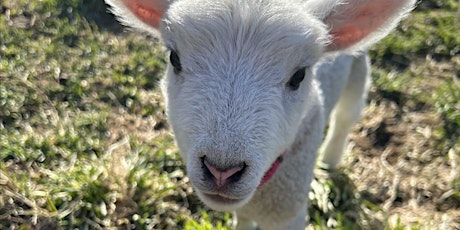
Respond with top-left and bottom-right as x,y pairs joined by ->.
309,0 -> 416,52
105,0 -> 170,35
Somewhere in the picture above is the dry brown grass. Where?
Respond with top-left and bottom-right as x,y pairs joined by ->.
345,56 -> 460,229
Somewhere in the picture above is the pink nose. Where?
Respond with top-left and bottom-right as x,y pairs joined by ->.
203,160 -> 245,188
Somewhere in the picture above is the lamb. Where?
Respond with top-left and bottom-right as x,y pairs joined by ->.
105,0 -> 415,229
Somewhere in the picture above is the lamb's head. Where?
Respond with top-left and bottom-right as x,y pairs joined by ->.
161,0 -> 330,210
106,0 -> 415,211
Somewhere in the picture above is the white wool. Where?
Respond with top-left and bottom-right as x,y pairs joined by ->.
105,0 -> 415,228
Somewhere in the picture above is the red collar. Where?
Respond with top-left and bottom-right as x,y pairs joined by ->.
258,152 -> 286,187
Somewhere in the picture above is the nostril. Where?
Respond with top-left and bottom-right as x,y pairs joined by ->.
201,156 -> 246,187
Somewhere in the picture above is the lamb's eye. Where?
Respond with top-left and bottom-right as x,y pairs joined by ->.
170,50 -> 182,74
287,67 -> 306,90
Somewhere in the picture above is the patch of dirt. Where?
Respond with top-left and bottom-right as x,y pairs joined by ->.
344,58 -> 460,229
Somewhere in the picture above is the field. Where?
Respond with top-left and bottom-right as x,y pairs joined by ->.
0,0 -> 459,229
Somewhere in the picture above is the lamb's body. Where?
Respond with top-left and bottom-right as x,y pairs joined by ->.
106,0 -> 414,228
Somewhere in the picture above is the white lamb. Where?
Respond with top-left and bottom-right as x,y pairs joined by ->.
105,0 -> 415,229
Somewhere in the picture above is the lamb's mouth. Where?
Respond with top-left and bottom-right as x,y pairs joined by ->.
202,192 -> 245,204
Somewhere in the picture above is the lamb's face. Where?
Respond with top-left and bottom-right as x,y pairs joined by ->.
160,0 -> 328,211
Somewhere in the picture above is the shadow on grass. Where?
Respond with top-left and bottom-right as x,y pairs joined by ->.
309,168 -> 385,229
54,0 -> 122,32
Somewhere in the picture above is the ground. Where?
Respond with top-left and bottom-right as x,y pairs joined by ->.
0,0 -> 459,229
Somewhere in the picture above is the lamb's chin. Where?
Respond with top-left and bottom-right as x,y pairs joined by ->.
196,190 -> 254,211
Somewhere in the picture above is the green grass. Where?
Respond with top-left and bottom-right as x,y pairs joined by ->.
370,2 -> 460,148
1,0 -> 459,229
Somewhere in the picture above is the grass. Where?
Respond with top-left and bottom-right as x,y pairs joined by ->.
0,0 -> 459,229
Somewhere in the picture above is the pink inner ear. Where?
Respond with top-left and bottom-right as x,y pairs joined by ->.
325,0 -> 404,51
122,0 -> 166,28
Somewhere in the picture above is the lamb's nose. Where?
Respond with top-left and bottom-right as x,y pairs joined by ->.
202,157 -> 246,188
